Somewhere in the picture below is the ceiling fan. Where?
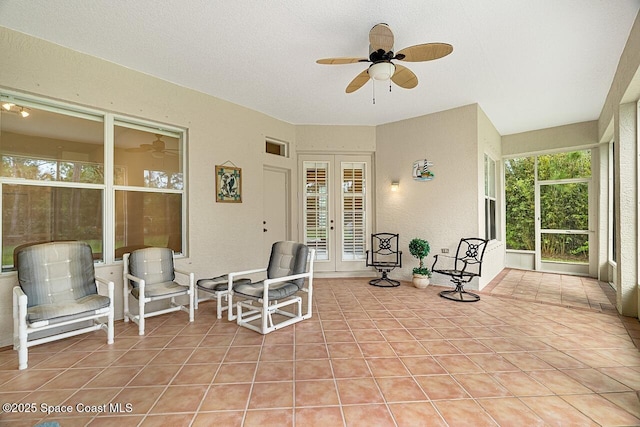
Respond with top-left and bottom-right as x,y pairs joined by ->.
126,134 -> 178,158
316,23 -> 453,94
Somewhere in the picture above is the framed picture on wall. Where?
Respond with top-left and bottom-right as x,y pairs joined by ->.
215,165 -> 242,203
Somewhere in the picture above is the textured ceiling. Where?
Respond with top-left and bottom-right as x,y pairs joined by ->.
0,0 -> 638,135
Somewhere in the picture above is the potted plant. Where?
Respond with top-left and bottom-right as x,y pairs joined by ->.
409,238 -> 432,288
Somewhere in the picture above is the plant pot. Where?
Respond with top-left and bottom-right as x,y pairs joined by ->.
412,274 -> 430,289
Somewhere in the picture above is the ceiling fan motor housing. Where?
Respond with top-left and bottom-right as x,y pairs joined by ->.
368,62 -> 396,80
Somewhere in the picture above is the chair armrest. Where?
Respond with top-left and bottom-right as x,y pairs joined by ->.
229,268 -> 267,280
253,271 -> 312,300
13,286 -> 27,310
431,254 -> 456,270
125,273 -> 146,294
125,273 -> 144,285
263,271 -> 312,286
95,276 -> 115,301
13,286 -> 28,329
174,267 -> 191,278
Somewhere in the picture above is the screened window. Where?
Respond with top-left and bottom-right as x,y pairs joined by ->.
505,156 -> 535,250
0,92 -> 186,270
505,149 -> 591,263
484,154 -> 497,241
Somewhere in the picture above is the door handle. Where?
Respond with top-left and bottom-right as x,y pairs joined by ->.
263,228 -> 268,232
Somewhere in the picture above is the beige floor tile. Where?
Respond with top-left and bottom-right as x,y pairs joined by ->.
342,404 -> 395,427
336,377 -> 384,405
477,397 -> 546,426
376,376 -> 427,402
388,402 -> 447,427
150,384 -> 208,413
434,399 -> 498,426
295,407 -> 344,426
520,396 -> 598,426
415,374 -> 470,400
561,393 -> 640,426
0,275 -> 637,426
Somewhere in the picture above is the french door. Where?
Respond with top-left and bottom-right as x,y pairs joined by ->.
299,154 -> 372,272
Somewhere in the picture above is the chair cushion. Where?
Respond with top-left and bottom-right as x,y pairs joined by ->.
128,247 -> 175,287
196,275 -> 250,292
26,293 -> 110,325
267,242 -> 309,286
17,241 -> 97,308
233,280 -> 301,301
131,281 -> 189,299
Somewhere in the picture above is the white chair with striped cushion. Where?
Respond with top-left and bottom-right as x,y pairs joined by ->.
227,241 -> 315,334
13,241 -> 114,370
123,247 -> 194,335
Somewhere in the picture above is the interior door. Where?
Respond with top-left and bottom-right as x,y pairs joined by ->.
263,167 -> 289,263
300,154 -> 371,272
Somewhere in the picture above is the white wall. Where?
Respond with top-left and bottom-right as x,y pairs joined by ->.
477,106 -> 505,288
295,125 -> 376,153
375,104 -> 499,289
502,121 -> 598,156
0,27 -> 299,346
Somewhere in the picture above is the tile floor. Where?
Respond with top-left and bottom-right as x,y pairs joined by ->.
483,269 -> 618,314
1,275 -> 639,426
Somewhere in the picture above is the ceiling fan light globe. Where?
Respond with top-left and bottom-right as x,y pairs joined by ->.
368,62 -> 395,81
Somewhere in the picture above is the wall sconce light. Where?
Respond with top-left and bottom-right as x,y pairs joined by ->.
20,108 -> 29,118
391,181 -> 399,192
2,102 -> 14,111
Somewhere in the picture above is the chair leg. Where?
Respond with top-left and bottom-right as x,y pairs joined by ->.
123,285 -> 130,323
138,296 -> 145,335
439,280 -> 480,302
369,270 -> 400,287
17,320 -> 28,370
107,305 -> 114,345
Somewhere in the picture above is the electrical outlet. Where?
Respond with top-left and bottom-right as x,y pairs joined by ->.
441,248 -> 449,254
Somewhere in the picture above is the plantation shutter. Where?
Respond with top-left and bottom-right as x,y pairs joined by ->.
303,161 -> 330,260
341,162 -> 366,260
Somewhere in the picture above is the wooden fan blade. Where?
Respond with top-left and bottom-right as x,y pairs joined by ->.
317,57 -> 368,65
346,69 -> 371,93
391,64 -> 418,89
396,43 -> 453,62
369,23 -> 394,53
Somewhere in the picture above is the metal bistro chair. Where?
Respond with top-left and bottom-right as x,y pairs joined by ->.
366,233 -> 402,287
431,237 -> 488,302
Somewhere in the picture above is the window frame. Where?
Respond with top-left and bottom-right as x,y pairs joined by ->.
484,153 -> 497,241
0,90 -> 188,270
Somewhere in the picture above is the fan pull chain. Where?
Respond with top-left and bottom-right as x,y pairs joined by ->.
389,81 -> 392,92
372,80 -> 376,104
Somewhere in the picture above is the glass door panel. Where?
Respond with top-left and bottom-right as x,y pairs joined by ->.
341,162 -> 366,261
300,154 -> 371,272
303,161 -> 330,261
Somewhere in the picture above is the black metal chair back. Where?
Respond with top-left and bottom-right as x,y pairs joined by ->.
366,233 -> 402,287
432,237 -> 488,302
453,238 -> 488,277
